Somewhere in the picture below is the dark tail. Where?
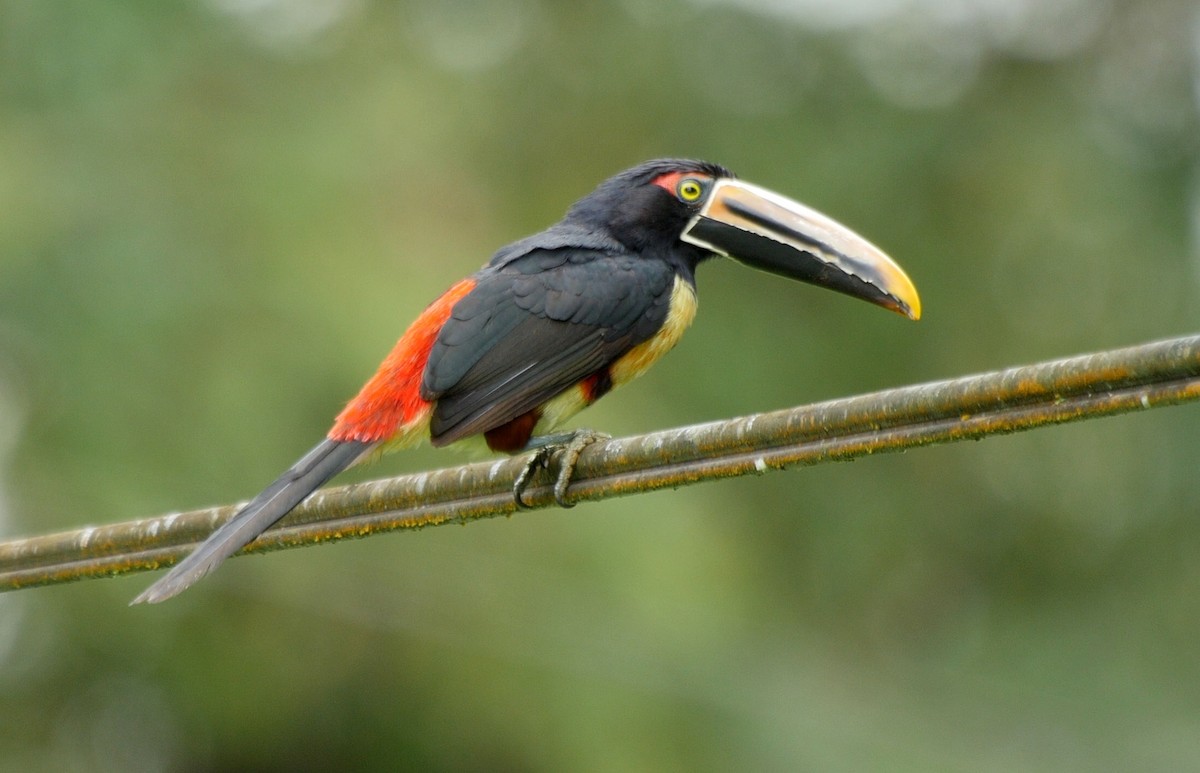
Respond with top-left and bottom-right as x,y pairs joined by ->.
131,438 -> 371,605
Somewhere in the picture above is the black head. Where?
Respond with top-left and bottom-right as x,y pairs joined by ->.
563,158 -> 922,320
564,159 -> 734,255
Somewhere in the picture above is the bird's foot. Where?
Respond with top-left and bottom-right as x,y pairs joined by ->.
513,429 -> 610,509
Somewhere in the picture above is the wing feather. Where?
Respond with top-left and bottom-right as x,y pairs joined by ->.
421,247 -> 675,446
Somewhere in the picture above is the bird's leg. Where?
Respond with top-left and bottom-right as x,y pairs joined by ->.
513,429 -> 610,509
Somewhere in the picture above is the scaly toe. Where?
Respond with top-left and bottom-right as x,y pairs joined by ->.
551,430 -> 610,508
512,429 -> 610,509
512,446 -> 552,509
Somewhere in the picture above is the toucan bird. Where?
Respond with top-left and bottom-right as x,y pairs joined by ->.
132,159 -> 920,604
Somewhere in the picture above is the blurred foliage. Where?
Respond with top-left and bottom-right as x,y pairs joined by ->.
1,0 -> 1199,770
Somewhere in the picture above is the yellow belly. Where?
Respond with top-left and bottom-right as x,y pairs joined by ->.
610,274 -> 698,387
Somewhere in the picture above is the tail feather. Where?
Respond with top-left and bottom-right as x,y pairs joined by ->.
131,438 -> 371,605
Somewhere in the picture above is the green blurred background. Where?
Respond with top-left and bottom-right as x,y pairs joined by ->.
3,1 -> 1200,770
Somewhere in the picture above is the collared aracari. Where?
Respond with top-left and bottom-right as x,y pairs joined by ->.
133,159 -> 920,604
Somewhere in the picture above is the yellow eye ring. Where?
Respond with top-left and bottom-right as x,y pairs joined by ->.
676,178 -> 705,202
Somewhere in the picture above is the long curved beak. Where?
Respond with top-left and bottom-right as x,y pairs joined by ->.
681,179 -> 921,320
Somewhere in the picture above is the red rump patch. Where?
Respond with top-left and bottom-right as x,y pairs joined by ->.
483,409 -> 541,454
329,278 -> 476,443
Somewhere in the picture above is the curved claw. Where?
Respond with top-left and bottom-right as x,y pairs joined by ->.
512,429 -> 610,509
512,446 -> 552,510
551,430 -> 609,507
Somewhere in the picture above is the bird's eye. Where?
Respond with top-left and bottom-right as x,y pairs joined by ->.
676,178 -> 706,203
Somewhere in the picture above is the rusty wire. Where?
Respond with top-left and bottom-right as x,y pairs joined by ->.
2,333 -> 1198,592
